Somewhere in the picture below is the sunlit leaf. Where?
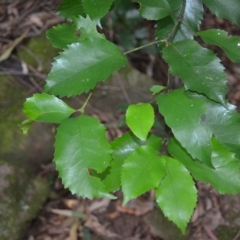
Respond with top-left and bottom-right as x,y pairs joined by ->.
168,137 -> 240,194
203,0 -> 240,25
157,88 -> 212,165
156,156 -> 197,234
126,103 -> 154,140
54,115 -> 114,199
23,93 -> 75,123
163,40 -> 227,106
44,38 -> 127,97
122,145 -> 165,205
73,15 -> 105,40
197,29 -> 240,62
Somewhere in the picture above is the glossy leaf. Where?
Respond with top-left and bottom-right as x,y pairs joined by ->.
168,137 -> 240,194
134,0 -> 181,20
203,0 -> 240,25
201,100 -> 240,159
122,145 -> 165,205
74,15 -> 105,40
197,29 -> 240,63
54,115 -> 113,199
157,89 -> 212,165
82,0 -> 113,19
156,156 -> 197,234
163,40 -> 227,106
103,133 -> 162,192
23,93 -> 75,123
44,38 -> 127,97
155,0 -> 203,45
46,24 -> 79,49
126,103 -> 154,140
57,0 -> 85,20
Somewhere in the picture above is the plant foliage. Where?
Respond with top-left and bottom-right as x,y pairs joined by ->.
22,0 -> 240,233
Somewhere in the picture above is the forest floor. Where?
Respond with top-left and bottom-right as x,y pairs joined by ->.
1,1 -> 240,240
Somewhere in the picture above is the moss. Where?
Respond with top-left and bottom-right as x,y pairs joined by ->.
215,226 -> 239,240
17,34 -> 59,73
0,160 -> 49,240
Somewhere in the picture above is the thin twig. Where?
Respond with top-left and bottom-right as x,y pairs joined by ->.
232,229 -> 240,240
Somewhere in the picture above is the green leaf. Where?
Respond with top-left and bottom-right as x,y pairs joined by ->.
82,0 -> 113,19
150,85 -> 165,94
155,0 -> 203,45
197,29 -> 240,63
163,40 -> 227,106
73,15 -> 105,40
19,119 -> 34,134
23,93 -> 75,123
157,89 -> 212,165
155,156 -> 197,234
44,38 -> 127,97
57,0 -> 85,20
168,137 -> 240,194
134,0 -> 181,20
202,0 -> 240,25
54,115 -> 114,199
200,99 -> 240,159
126,103 -> 154,140
104,133 -> 162,192
46,23 -> 79,49
122,145 -> 165,205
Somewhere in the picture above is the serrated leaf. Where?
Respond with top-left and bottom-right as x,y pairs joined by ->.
104,133 -> 162,192
156,156 -> 197,234
44,38 -> 127,97
163,40 -> 227,106
157,88 -> 212,165
57,0 -> 85,20
82,0 -> 113,19
200,98 -> 240,159
54,115 -> 113,199
46,23 -> 79,49
150,85 -> 165,94
122,145 -> 165,205
203,0 -> 240,25
126,103 -> 154,141
168,137 -> 240,194
23,93 -> 75,123
197,29 -> 240,63
74,15 -> 105,40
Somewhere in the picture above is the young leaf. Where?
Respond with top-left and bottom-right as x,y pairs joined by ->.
74,16 -> 105,40
126,103 -> 154,141
23,93 -> 75,123
104,133 -> 162,192
197,29 -> 240,63
122,145 -> 165,205
46,24 -> 79,49
57,0 -> 85,20
54,115 -> 113,199
163,40 -> 227,106
168,137 -> 240,194
150,85 -> 165,95
44,38 -> 127,97
202,0 -> 240,25
82,0 -> 113,19
155,156 -> 197,234
157,88 -> 212,165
